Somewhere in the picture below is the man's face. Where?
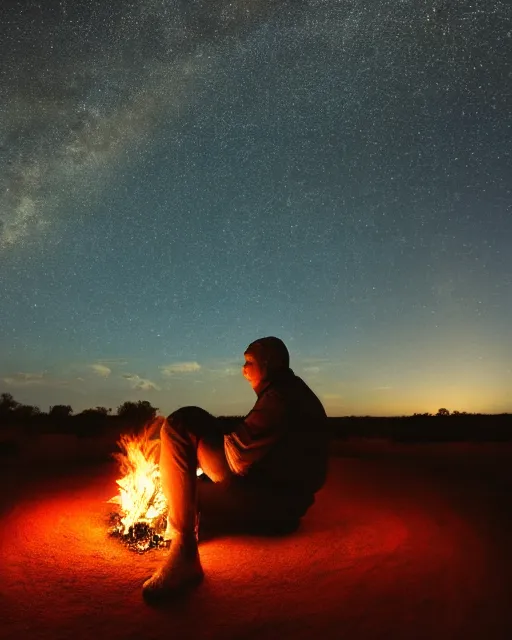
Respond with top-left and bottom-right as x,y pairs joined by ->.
242,352 -> 266,390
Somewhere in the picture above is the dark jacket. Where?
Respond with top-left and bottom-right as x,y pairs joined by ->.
224,368 -> 330,499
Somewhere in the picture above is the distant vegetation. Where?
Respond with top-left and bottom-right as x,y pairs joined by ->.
0,392 -> 511,443
0,392 -> 157,437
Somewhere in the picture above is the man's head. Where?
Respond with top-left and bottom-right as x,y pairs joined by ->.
242,336 -> 290,390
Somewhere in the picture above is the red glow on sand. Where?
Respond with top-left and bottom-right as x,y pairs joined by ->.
1,444 -> 510,639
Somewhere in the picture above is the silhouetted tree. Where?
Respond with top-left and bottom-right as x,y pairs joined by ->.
12,404 -> 41,420
73,407 -> 112,437
88,406 -> 110,416
49,405 -> 73,419
77,407 -> 110,418
436,408 -> 450,416
0,393 -> 20,416
117,400 -> 158,425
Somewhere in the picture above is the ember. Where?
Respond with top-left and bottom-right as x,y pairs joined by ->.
108,511 -> 167,553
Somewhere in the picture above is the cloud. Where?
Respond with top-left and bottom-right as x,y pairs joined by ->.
90,364 -> 111,378
374,386 -> 392,391
1,371 -> 75,389
1,372 -> 46,386
160,362 -> 202,376
122,374 -> 161,391
208,364 -> 240,377
302,366 -> 321,375
299,358 -> 339,374
300,357 -> 333,365
218,367 -> 241,376
95,359 -> 128,366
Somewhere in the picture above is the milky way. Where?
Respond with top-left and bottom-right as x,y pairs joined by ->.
1,1 -> 511,416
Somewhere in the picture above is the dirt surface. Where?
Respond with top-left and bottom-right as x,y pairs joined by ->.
1,443 -> 512,640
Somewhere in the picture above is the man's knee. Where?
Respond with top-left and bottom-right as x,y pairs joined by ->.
167,405 -> 205,423
164,406 -> 215,440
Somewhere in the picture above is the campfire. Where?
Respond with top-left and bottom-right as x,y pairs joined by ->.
108,417 -> 167,552
108,417 -> 203,553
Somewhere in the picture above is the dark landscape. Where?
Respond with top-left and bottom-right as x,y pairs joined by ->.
1,399 -> 512,639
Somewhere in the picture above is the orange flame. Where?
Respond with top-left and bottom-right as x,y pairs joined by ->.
108,417 -> 203,534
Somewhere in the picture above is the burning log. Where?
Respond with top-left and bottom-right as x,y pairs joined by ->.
108,511 -> 167,553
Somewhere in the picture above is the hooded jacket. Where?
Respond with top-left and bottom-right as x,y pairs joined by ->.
224,365 -> 330,499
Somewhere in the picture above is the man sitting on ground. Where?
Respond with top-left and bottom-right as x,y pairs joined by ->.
143,336 -> 330,601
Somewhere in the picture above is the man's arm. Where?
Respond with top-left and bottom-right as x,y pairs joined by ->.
224,388 -> 287,476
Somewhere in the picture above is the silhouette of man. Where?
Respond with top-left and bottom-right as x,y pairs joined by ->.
143,336 -> 330,601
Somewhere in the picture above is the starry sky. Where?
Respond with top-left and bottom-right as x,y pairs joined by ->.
1,0 -> 511,417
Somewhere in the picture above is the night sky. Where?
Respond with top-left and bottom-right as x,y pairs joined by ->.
1,1 -> 511,417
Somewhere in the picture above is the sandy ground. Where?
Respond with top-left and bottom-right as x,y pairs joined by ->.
1,442 -> 512,640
